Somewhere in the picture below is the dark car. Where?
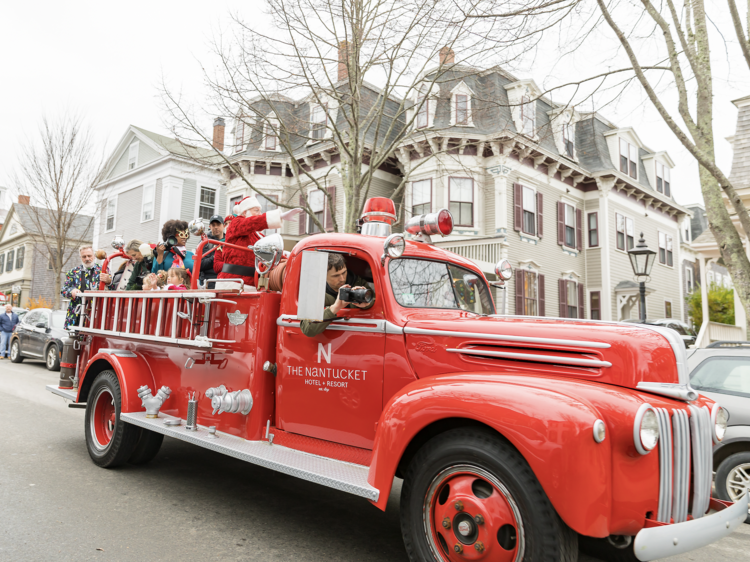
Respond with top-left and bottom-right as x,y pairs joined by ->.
688,343 -> 750,522
9,308 -> 67,371
12,307 -> 29,323
623,318 -> 697,347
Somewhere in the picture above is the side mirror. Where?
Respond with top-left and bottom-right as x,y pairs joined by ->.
490,259 -> 513,288
35,322 -> 46,329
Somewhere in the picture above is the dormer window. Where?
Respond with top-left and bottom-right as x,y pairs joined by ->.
619,139 -> 638,179
521,95 -> 536,136
311,104 -> 327,140
416,95 -> 429,129
656,162 -> 671,196
262,117 -> 280,151
128,142 -> 139,170
234,115 -> 251,153
450,81 -> 474,127
562,123 -> 575,159
456,95 -> 468,125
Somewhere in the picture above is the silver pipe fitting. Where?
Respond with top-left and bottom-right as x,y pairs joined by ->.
210,389 -> 253,416
137,385 -> 172,418
205,385 -> 227,400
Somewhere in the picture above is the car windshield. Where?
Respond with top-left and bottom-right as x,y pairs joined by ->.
388,258 -> 495,314
690,356 -> 750,397
50,312 -> 66,329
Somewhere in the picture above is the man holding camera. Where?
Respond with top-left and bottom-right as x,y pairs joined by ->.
300,253 -> 375,338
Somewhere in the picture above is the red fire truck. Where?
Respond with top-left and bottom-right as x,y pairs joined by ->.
47,198 -> 747,562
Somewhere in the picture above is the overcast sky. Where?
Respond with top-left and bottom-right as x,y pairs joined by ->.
1,0 -> 748,209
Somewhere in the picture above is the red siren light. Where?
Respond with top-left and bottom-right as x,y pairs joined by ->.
405,208 -> 454,243
437,209 -> 453,236
361,197 -> 397,225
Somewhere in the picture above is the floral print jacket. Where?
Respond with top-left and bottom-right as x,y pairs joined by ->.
61,264 -> 102,329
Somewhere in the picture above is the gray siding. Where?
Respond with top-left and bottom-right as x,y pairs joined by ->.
182,179 -> 198,252
608,195 -> 682,320
108,138 -> 163,181
505,172 -> 586,317
113,186 -> 145,245
153,179 -> 163,243
483,169 -> 495,235
30,243 -> 78,306
138,141 -> 162,168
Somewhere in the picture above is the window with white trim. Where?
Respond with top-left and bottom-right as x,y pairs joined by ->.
619,139 -> 638,179
656,162 -> 671,197
590,291 -> 601,320
521,95 -> 536,136
307,189 -> 325,234
685,265 -> 694,293
198,187 -> 217,220
566,280 -> 578,318
562,122 -> 575,159
128,142 -> 139,170
659,231 -> 673,266
664,300 -> 673,318
616,213 -> 634,251
587,212 -> 599,247
234,117 -> 246,153
520,270 -> 538,316
105,197 -> 116,232
311,104 -> 327,140
563,203 -> 576,248
416,95 -> 429,129
6,250 -> 14,272
449,177 -> 473,227
456,95 -> 469,126
411,179 -> 431,216
141,183 -> 154,222
263,122 -> 278,151
522,186 -> 536,235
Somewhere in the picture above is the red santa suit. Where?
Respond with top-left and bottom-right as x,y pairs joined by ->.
217,195 -> 282,286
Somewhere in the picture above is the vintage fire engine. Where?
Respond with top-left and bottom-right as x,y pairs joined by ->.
47,197 -> 747,562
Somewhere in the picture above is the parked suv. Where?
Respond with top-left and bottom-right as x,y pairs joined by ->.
623,318 -> 697,347
688,342 -> 750,522
9,308 -> 67,371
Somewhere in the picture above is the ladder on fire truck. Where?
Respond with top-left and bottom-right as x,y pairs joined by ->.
73,285 -> 243,347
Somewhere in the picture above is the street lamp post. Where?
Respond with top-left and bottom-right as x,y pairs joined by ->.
627,233 -> 657,322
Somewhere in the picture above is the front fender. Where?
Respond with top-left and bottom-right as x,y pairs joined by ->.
79,351 -> 156,412
368,373 -> 613,537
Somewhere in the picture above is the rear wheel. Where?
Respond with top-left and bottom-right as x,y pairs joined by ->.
128,429 -> 164,465
84,370 -> 139,468
10,340 -> 23,363
715,452 -> 750,524
46,344 -> 60,371
400,428 -> 577,562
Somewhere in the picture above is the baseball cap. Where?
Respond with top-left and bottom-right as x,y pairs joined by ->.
209,214 -> 224,225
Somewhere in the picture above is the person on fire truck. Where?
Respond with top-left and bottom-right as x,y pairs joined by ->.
216,194 -> 302,286
300,252 -> 375,337
152,220 -> 194,274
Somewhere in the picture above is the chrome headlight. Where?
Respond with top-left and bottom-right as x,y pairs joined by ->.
634,404 -> 659,455
712,403 -> 729,444
383,233 -> 406,260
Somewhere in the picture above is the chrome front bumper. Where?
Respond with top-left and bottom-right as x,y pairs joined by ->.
633,493 -> 748,561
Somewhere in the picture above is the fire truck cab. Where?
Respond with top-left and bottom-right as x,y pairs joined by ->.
47,199 -> 748,562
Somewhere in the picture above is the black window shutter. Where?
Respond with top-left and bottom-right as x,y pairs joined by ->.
324,185 -> 336,232
515,269 -> 524,314
557,202 -> 564,246
536,192 -> 543,238
576,208 -> 583,251
298,194 -> 306,235
558,278 -> 567,317
513,183 -> 522,232
538,274 -> 545,316
578,282 -> 585,319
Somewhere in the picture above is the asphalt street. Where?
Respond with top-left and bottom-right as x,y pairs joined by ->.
1,359 -> 749,562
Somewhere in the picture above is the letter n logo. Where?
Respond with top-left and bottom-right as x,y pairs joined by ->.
317,343 -> 332,364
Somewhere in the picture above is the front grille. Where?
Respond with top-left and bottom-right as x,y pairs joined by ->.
653,406 -> 713,523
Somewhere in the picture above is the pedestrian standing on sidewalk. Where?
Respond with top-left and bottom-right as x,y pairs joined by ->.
0,303 -> 20,359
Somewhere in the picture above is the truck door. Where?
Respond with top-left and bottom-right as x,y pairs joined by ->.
277,252 -> 385,450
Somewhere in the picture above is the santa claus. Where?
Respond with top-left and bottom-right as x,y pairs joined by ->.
215,194 -> 302,286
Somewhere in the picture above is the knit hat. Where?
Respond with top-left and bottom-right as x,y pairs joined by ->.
233,195 -> 261,216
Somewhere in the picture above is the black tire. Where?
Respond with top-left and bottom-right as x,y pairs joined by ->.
579,535 -> 639,562
400,427 -> 577,562
46,344 -> 61,371
9,339 -> 23,363
715,452 -> 750,524
128,428 -> 164,465
84,370 -> 139,468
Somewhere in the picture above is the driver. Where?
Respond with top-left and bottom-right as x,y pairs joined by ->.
300,253 -> 375,337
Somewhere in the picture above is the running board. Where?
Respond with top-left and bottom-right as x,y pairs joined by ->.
46,385 -> 80,402
121,411 -> 379,502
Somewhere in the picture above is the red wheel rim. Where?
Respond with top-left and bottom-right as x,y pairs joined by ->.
424,465 -> 524,562
90,388 -> 116,450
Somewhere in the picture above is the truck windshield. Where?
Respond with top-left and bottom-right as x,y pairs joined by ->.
389,258 -> 495,314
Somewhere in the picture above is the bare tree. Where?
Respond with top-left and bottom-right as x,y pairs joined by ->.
10,115 -> 103,308
162,0 -> 567,232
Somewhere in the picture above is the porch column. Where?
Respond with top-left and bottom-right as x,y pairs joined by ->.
596,178 -> 616,321
700,255 -> 709,336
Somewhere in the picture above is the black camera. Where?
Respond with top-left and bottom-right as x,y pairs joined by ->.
338,286 -> 374,304
163,236 -> 179,251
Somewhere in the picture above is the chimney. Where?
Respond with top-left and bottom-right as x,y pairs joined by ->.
439,46 -> 455,66
338,41 -> 349,82
212,117 -> 226,152
18,195 -> 30,205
